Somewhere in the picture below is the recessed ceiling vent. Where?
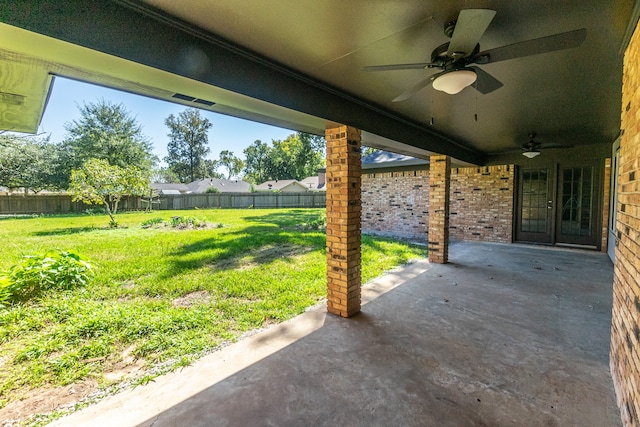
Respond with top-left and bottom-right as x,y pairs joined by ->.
172,93 -> 216,107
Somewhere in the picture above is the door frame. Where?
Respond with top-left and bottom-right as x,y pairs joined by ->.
515,159 -> 603,249
515,166 -> 556,244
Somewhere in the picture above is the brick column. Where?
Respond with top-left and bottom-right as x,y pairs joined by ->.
325,125 -> 361,317
429,155 -> 451,263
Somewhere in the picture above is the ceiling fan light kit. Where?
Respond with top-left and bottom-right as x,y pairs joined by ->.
522,150 -> 541,158
363,8 -> 587,102
432,68 -> 477,94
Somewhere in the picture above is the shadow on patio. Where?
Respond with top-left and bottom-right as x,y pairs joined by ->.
52,242 -> 620,426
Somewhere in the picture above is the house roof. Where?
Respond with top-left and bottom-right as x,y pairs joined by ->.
299,176 -> 325,191
150,183 -> 190,193
362,151 -> 429,170
186,178 -> 251,193
255,180 -> 308,192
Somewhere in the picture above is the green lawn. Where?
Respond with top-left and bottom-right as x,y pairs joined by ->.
0,208 -> 426,419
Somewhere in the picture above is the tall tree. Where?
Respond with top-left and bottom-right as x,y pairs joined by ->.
243,140 -> 273,184
242,133 -> 325,183
218,150 -> 244,179
269,132 -> 325,181
202,159 -> 224,179
0,134 -> 67,193
63,99 -> 155,173
164,109 -> 212,183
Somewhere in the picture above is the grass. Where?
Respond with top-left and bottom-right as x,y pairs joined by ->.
0,208 -> 427,420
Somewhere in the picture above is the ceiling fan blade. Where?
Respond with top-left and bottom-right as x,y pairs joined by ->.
362,63 -> 436,72
469,66 -> 503,94
472,28 -> 587,64
447,9 -> 496,57
392,74 -> 438,102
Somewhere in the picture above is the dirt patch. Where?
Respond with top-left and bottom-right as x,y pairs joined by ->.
172,290 -> 212,308
0,379 -> 99,426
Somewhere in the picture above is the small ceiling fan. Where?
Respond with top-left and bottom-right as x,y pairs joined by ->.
362,9 -> 587,101
509,132 -> 572,158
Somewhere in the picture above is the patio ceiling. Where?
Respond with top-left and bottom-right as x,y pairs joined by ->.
0,0 -> 637,164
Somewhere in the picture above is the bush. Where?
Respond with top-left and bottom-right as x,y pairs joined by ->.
205,186 -> 220,193
83,207 -> 106,216
2,251 -> 93,304
170,216 -> 205,229
141,217 -> 164,228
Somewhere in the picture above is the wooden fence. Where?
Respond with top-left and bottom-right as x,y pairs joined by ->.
0,193 -> 326,215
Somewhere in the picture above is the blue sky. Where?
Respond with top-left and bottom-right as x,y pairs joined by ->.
39,77 -> 296,166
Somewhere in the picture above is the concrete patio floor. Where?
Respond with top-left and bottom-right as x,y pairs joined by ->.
50,242 -> 620,426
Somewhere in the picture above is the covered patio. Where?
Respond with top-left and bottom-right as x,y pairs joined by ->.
51,242 -> 619,426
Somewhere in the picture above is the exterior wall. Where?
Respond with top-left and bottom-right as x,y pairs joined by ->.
361,165 -> 514,243
362,170 -> 429,239
611,20 -> 640,427
450,165 -> 514,243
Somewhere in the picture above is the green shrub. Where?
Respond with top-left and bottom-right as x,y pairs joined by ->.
205,186 -> 220,193
3,251 -> 93,304
141,217 -> 164,228
83,207 -> 106,216
170,216 -> 205,229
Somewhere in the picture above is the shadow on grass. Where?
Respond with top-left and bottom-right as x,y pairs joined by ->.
163,211 -> 327,277
31,226 -> 102,236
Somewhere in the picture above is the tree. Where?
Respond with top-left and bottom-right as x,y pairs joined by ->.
164,109 -> 212,183
202,159 -> 224,179
361,146 -> 380,156
69,159 -> 149,226
63,99 -> 155,173
218,150 -> 244,179
243,140 -> 273,184
0,134 -> 67,193
268,132 -> 325,181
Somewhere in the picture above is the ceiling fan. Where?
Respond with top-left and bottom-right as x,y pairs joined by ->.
512,132 -> 572,158
362,9 -> 587,101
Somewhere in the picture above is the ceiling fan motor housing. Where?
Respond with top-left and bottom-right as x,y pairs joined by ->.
431,42 -> 480,65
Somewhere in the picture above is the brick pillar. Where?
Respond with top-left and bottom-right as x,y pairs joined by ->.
325,125 -> 361,317
429,155 -> 451,263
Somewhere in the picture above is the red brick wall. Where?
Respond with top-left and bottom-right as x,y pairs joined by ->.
362,170 -> 429,239
611,20 -> 640,427
450,165 -> 514,243
362,165 -> 514,243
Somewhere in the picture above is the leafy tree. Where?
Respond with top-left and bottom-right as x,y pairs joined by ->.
243,140 -> 273,184
69,159 -> 149,227
202,159 -> 224,179
0,134 -> 67,193
218,150 -> 244,179
63,99 -> 155,173
164,109 -> 212,183
151,166 -> 179,184
362,146 -> 380,156
242,133 -> 324,183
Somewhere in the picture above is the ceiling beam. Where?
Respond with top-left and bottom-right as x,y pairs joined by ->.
1,0 -> 484,164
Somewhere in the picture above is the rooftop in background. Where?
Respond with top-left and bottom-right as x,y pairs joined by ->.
255,180 -> 309,192
187,178 -> 251,193
300,168 -> 326,191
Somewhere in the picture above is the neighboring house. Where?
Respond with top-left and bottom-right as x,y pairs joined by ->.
186,178 -> 251,193
300,168 -> 326,191
255,179 -> 308,192
150,183 -> 190,195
